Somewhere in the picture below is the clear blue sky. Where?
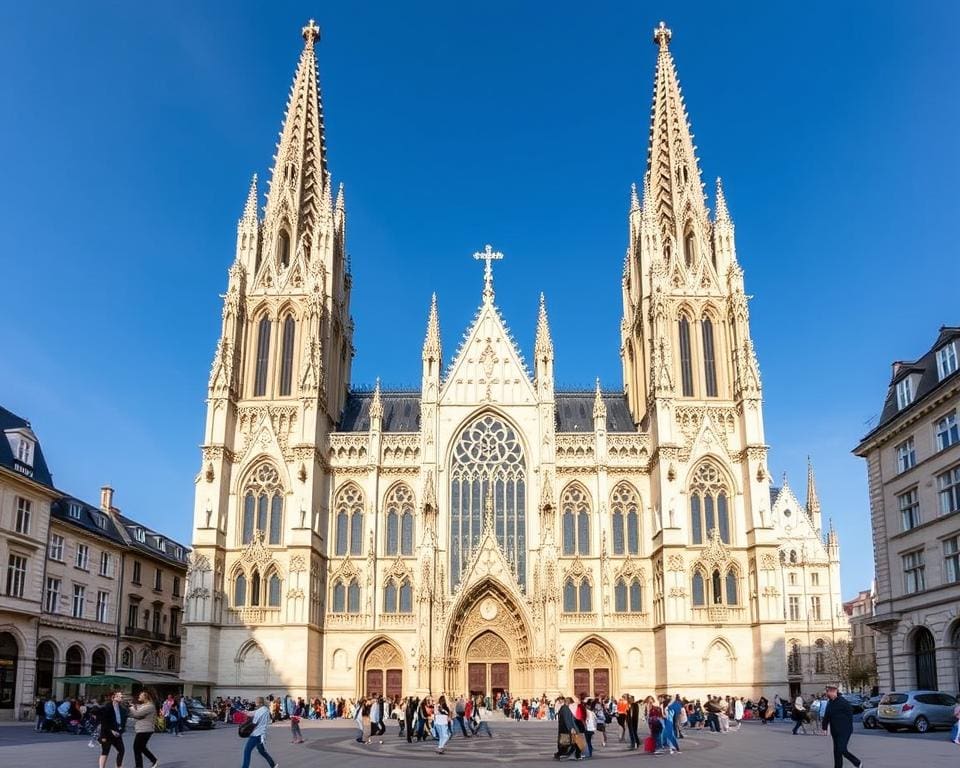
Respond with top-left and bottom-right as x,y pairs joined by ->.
2,2 -> 958,599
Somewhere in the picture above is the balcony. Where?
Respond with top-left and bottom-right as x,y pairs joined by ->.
124,626 -> 152,639
225,607 -> 282,625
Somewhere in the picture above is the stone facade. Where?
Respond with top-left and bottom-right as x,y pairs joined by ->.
843,588 -> 878,691
855,326 -> 960,694
182,20 -> 848,702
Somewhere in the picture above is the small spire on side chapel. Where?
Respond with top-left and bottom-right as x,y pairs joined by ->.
335,181 -> 345,213
630,182 -> 641,213
806,456 -> 821,517
422,293 -> 442,363
714,177 -> 731,224
593,378 -> 607,422
534,292 -> 553,360
369,377 -> 383,422
242,173 -> 259,222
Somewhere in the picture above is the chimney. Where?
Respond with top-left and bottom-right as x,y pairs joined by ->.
100,485 -> 114,512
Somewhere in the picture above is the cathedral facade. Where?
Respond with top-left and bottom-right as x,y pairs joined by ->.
182,20 -> 847,701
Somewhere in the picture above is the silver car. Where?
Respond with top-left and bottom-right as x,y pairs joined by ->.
877,690 -> 957,733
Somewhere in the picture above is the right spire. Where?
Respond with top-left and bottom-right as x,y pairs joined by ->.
644,21 -> 707,241
806,456 -> 823,532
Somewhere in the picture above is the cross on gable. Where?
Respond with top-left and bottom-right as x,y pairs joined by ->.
473,244 -> 504,302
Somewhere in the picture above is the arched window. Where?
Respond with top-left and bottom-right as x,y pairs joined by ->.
689,462 -> 731,545
725,569 -> 738,605
384,580 -> 397,613
563,578 -> 577,613
615,579 -> 627,612
788,642 -> 802,675
385,485 -> 415,557
278,229 -> 291,268
267,573 -> 281,607
615,577 -> 643,613
562,576 -> 591,613
347,580 -> 361,613
121,647 -> 133,668
334,485 -> 363,557
814,639 -> 825,674
253,315 -> 271,397
561,485 -> 590,556
914,627 -> 937,690
399,579 -> 412,613
382,578 -> 412,614
167,653 -> 177,672
702,316 -> 718,397
279,315 -> 296,396
234,574 -> 247,606
678,315 -> 694,397
91,648 -> 107,676
684,230 -> 696,268
241,463 -> 283,546
250,570 -> 261,606
711,569 -> 723,604
579,579 -> 592,612
332,580 -> 345,613
449,415 -> 527,590
692,571 -> 706,606
611,483 -> 640,555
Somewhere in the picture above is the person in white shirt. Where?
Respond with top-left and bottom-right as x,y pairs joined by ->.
241,697 -> 278,768
792,694 -> 808,735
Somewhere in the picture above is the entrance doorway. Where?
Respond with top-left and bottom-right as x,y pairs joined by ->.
465,631 -> 510,699
571,641 -> 613,698
0,633 -> 18,711
361,641 -> 403,699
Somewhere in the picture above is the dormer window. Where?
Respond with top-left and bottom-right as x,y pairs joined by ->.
134,528 -> 145,543
937,342 -> 958,380
16,438 -> 33,466
5,428 -> 36,471
896,376 -> 914,410
156,537 -> 166,553
94,514 -> 106,530
68,503 -> 82,520
174,546 -> 183,559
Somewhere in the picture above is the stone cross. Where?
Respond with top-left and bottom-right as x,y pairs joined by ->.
302,19 -> 321,45
653,21 -> 672,48
473,244 -> 504,303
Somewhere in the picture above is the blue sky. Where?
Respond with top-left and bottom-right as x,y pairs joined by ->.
2,2 -> 958,599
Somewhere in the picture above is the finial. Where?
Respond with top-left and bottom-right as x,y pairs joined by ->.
335,181 -> 345,212
242,173 -> 259,220
473,244 -> 505,303
302,19 -> 321,46
714,177 -> 730,223
653,21 -> 672,48
593,378 -> 607,422
630,182 -> 640,212
369,377 -> 383,423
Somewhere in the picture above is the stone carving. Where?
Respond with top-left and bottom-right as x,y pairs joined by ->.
666,554 -> 685,572
289,555 -> 307,573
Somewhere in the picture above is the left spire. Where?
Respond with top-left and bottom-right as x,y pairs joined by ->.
264,19 -> 329,240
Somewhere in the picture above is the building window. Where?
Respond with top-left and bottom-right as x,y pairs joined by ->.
44,577 -> 61,613
692,571 -> 706,606
72,584 -> 86,618
134,527 -> 145,543
279,315 -> 296,396
49,534 -> 64,561
896,437 -> 916,473
68,503 -> 81,520
725,569 -> 738,605
944,536 -> 960,584
788,642 -> 801,675
154,569 -> 162,591
788,572 -> 797,586
383,578 -> 413,614
562,576 -> 592,613
94,514 -> 106,530
936,342 -> 958,380
561,485 -> 591,556
614,577 -> 643,613
815,639 -> 825,674
15,497 -> 31,534
689,461 -> 730,545
936,411 -> 960,451
241,462 -> 284,546
810,595 -> 822,620
127,601 -> 138,629
75,543 -> 89,571
678,315 -> 694,397
132,561 -> 141,585
611,482 -> 640,556
896,377 -> 914,410
914,627 -> 938,690
384,484 -> 415,557
266,573 -> 281,607
96,591 -> 110,623
233,574 -> 247,606
172,576 -> 181,597
902,549 -> 925,594
898,488 -> 921,530
253,315 -> 272,397
702,316 -> 718,397
99,552 -> 113,578
15,437 -> 34,465
5,554 -> 26,598
788,595 -> 800,621
170,609 -> 180,638
936,467 -> 960,516
334,484 -> 364,557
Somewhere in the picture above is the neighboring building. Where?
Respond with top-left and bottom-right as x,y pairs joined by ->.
843,587 -> 878,692
855,326 -> 960,694
0,406 -> 188,719
183,20 -> 848,701
0,407 -> 58,720
771,464 -> 848,697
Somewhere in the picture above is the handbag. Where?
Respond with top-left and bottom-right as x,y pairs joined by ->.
573,731 -> 587,752
558,733 -> 571,746
238,718 -> 255,738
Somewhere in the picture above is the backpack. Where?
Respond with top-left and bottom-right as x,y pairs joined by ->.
238,717 -> 255,738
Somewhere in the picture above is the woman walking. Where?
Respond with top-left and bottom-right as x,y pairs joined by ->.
434,695 -> 451,754
129,690 -> 160,768
240,697 -> 277,768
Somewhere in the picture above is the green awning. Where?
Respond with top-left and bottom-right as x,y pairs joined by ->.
55,674 -> 141,686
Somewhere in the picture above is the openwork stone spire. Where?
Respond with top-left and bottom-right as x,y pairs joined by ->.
422,293 -> 442,364
534,292 -> 553,361
241,174 -> 259,223
806,456 -> 821,521
714,177 -> 731,224
644,21 -> 707,240
264,19 -> 329,239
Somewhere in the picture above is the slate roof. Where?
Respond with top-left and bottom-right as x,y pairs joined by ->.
555,391 -> 636,433
114,511 -> 189,567
769,486 -> 781,508
51,495 -> 128,545
859,326 -> 960,445
0,405 -> 55,487
339,391 -> 422,432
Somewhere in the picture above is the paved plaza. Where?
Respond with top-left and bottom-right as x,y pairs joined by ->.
0,716 -> 955,768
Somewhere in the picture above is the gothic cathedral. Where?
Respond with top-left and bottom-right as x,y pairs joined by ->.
182,21 -> 847,700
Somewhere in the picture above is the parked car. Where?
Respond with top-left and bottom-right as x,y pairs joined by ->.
841,693 -> 866,713
861,705 -> 878,729
183,699 -> 218,730
877,691 -> 958,733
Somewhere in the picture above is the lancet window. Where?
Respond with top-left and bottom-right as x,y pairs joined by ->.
234,573 -> 247,606
384,484 -> 415,557
702,315 -> 718,397
611,482 -> 640,556
449,415 -> 526,590
334,484 -> 364,557
332,578 -> 360,614
562,576 -> 592,613
678,315 -> 694,397
614,577 -> 643,613
561,484 -> 591,556
279,314 -> 296,396
253,316 -> 272,397
691,566 -> 739,606
382,578 -> 413,614
689,462 -> 731,545
788,641 -> 802,675
241,463 -> 284,546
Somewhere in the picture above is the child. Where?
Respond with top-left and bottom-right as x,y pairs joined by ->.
290,712 -> 304,743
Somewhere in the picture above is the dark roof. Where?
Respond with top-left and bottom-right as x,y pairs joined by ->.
555,391 -> 636,433
0,405 -> 55,487
114,512 -> 189,566
860,326 -> 960,444
769,486 -> 781,508
51,496 -> 128,545
339,391 -> 422,432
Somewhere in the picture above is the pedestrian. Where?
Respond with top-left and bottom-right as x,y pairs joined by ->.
176,695 -> 188,737
792,694 -> 807,735
404,695 -> 419,743
470,705 -> 493,738
128,690 -> 160,768
290,711 -> 304,744
758,695 -> 769,725
553,697 -> 580,760
627,695 -> 640,750
97,690 -> 128,768
240,697 -> 277,768
434,695 -> 451,754
821,685 -> 862,768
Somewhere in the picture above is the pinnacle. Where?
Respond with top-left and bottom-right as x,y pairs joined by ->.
422,293 -> 442,362
630,182 -> 640,212
806,456 -> 821,515
714,177 -> 731,224
593,377 -> 607,421
335,181 -> 345,211
242,173 -> 259,221
535,292 -> 553,360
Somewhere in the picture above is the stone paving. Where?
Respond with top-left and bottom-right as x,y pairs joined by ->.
0,716 -> 955,767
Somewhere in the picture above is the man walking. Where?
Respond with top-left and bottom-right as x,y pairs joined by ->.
454,695 -> 470,738
821,685 -> 862,768
404,695 -> 419,743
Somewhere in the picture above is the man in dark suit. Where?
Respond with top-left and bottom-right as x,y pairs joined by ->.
626,695 -> 640,750
821,684 -> 863,768
97,690 -> 128,768
404,695 -> 419,743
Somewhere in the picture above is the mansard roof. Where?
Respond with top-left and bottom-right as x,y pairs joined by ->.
0,405 -> 55,488
555,391 -> 636,433
858,326 -> 960,447
339,390 -> 422,432
114,510 -> 190,567
51,496 -> 127,545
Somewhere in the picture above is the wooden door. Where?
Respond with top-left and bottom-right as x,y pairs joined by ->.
593,668 -> 610,698
365,669 -> 383,697
468,663 -> 486,696
491,662 -> 509,694
573,668 -> 590,697
386,669 -> 403,699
